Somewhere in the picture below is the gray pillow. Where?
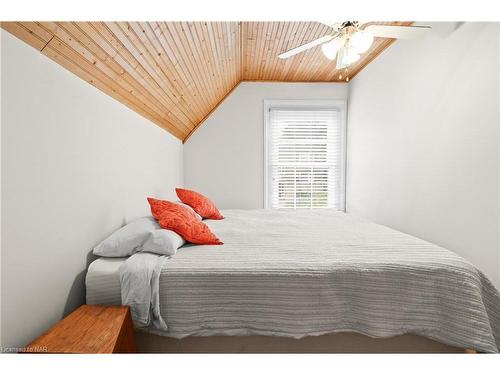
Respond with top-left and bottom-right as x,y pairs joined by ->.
141,229 -> 185,256
93,217 -> 184,257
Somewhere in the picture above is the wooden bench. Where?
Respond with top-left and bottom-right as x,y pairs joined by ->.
24,305 -> 137,353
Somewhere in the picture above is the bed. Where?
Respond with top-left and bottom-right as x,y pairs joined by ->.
86,209 -> 500,353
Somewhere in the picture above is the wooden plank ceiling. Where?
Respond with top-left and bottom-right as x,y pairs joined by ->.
1,22 -> 410,142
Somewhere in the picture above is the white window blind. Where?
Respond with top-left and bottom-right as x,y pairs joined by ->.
265,103 -> 345,210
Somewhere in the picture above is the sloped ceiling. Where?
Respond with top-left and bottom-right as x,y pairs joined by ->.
1,22 -> 410,142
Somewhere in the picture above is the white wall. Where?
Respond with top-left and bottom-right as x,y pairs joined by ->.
347,22 -> 500,287
184,82 -> 349,209
1,30 -> 183,348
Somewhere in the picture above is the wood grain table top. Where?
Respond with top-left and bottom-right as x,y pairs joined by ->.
24,305 -> 136,353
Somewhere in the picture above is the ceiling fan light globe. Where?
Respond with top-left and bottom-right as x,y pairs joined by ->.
344,51 -> 360,64
344,44 -> 361,63
350,30 -> 374,54
321,38 -> 343,60
337,46 -> 360,69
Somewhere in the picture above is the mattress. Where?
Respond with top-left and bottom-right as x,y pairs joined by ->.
86,257 -> 123,305
86,209 -> 500,352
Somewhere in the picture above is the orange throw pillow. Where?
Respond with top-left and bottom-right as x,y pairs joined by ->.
175,188 -> 224,220
147,198 -> 223,245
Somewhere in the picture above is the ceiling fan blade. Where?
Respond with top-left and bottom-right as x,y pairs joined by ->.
355,21 -> 371,27
320,22 -> 344,31
278,35 -> 334,59
364,25 -> 431,39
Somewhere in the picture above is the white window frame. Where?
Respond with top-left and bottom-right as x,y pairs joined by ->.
263,99 -> 347,211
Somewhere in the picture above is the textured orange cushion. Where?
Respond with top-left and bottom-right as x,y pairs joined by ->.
175,188 -> 224,220
147,198 -> 222,245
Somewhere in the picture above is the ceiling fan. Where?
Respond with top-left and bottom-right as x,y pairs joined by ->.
278,22 -> 432,70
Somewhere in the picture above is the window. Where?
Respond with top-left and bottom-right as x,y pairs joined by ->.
264,100 -> 346,210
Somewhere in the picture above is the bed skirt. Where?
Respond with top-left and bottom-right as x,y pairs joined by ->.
135,332 -> 464,353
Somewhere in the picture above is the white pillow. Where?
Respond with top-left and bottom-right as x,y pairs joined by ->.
93,217 -> 184,257
141,229 -> 185,256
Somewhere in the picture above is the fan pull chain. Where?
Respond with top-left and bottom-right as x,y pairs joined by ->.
339,68 -> 349,82
339,68 -> 350,82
